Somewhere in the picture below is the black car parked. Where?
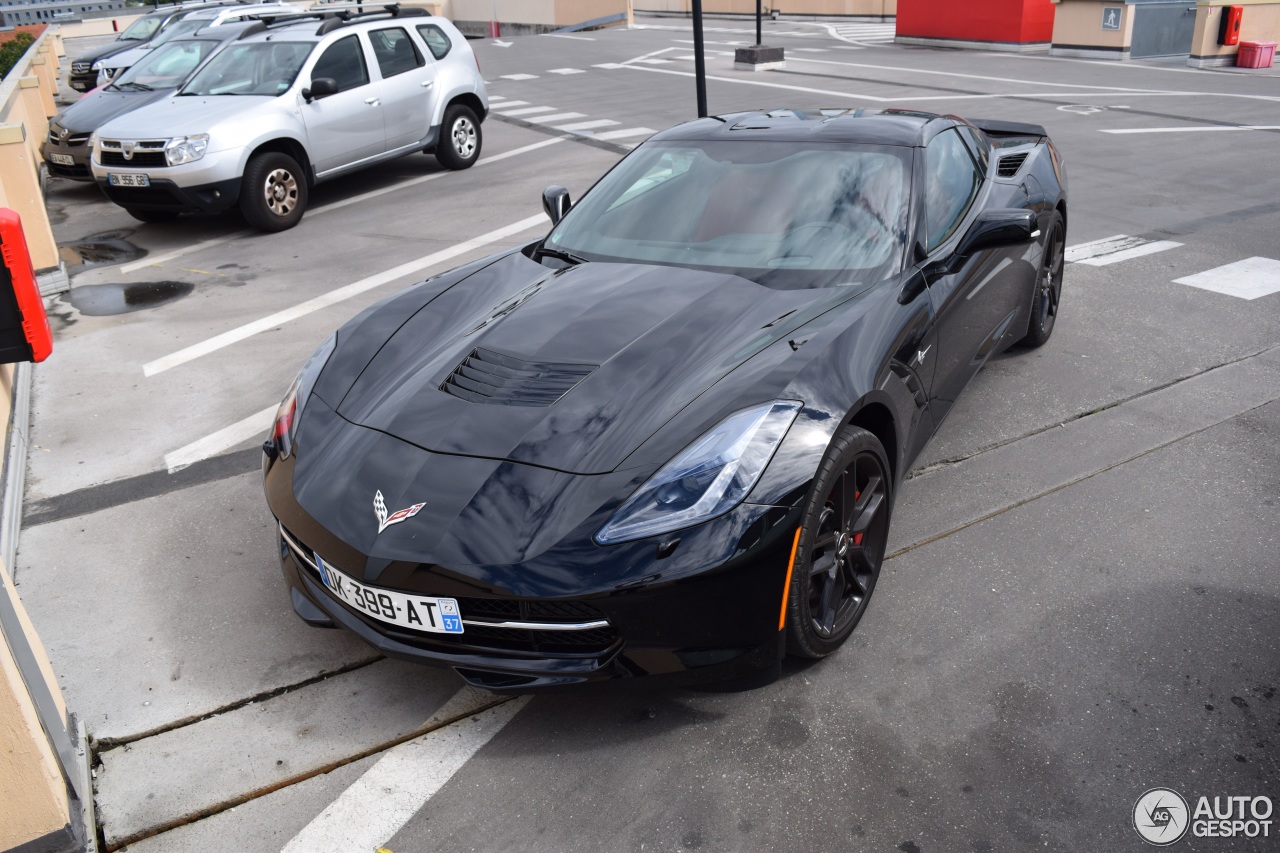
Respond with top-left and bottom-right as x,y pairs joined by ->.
262,108 -> 1068,691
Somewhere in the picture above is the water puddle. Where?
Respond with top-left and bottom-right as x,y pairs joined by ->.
58,230 -> 146,272
64,281 -> 194,316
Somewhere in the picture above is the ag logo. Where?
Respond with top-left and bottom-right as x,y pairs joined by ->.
1134,788 -> 1190,846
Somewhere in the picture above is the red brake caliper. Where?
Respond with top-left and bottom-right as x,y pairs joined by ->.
853,490 -> 863,546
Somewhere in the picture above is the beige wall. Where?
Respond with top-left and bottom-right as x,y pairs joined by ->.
1191,0 -> 1280,64
1051,0 -> 1134,52
0,32 -> 60,273
0,553 -> 73,850
636,0 -> 894,13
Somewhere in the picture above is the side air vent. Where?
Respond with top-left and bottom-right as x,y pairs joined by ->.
996,152 -> 1028,178
440,347 -> 596,407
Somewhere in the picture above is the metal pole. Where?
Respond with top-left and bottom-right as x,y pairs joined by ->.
692,0 -> 707,117
756,0 -> 762,46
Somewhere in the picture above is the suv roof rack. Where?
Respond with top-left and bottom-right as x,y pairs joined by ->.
237,11 -> 338,38
314,4 -> 428,35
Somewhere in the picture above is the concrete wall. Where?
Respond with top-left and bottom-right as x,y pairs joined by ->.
1190,0 -> 1280,66
449,0 -> 628,32
0,27 -> 61,277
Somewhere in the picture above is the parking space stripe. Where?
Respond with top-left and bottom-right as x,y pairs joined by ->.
142,214 -> 548,377
1100,125 -> 1280,134
593,127 -> 656,141
525,111 -> 587,124
486,99 -> 528,109
552,119 -> 620,132
1069,236 -> 1183,267
163,405 -> 275,473
281,691 -> 530,853
492,104 -> 555,116
120,138 -> 564,276
1174,257 -> 1280,300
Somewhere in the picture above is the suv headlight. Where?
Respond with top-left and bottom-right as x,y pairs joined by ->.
165,134 -> 209,166
595,400 -> 801,545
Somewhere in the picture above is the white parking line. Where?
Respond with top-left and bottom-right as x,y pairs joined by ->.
493,105 -> 557,116
1174,257 -> 1280,300
593,127 -> 656,141
119,137 -> 564,275
143,213 -> 548,377
164,405 -> 275,472
1065,235 -> 1182,266
525,112 -> 587,124
281,690 -> 529,853
499,73 -> 538,80
547,67 -> 585,74
1100,125 -> 1280,134
487,99 -> 529,109
553,119 -> 620,132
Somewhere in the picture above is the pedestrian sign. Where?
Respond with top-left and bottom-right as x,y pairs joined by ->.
1102,7 -> 1121,30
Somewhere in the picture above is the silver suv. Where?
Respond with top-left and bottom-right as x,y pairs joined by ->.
91,7 -> 487,231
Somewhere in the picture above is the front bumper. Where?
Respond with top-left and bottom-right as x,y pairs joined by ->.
92,146 -> 245,213
267,453 -> 802,692
69,72 -> 97,93
41,140 -> 93,181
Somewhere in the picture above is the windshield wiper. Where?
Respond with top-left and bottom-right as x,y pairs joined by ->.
118,81 -> 153,91
535,245 -> 587,266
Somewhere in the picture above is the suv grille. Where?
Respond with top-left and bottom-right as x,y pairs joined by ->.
71,61 -> 91,74
440,347 -> 596,407
101,151 -> 168,168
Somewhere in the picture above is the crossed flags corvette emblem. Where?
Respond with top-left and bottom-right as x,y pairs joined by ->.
373,490 -> 425,534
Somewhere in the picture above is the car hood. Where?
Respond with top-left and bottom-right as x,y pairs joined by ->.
57,88 -> 169,134
97,94 -> 276,140
76,39 -> 142,65
97,44 -> 151,70
333,252 -> 861,475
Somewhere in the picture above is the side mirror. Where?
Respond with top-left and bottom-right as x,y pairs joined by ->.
956,209 -> 1036,258
301,77 -> 338,103
542,185 -> 571,225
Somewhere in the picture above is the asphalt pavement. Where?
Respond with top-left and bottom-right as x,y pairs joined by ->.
15,17 -> 1280,852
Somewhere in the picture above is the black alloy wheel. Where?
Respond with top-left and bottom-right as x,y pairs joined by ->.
1019,211 -> 1064,348
786,425 -> 892,659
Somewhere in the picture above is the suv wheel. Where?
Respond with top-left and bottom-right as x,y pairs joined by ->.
240,151 -> 308,232
435,104 -> 481,171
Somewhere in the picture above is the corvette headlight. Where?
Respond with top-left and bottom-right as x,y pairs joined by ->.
165,133 -> 209,166
595,400 -> 801,545
271,335 -> 336,460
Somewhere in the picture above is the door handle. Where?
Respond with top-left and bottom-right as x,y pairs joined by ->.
420,80 -> 433,88
365,97 -> 380,106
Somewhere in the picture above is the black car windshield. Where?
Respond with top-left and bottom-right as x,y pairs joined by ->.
113,39 -> 218,90
544,140 -> 911,288
148,18 -> 207,47
181,42 -> 311,96
119,15 -> 162,41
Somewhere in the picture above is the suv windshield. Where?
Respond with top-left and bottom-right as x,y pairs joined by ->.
112,38 -> 219,91
544,140 -> 911,289
181,42 -> 311,96
119,14 -> 163,41
147,17 -> 208,47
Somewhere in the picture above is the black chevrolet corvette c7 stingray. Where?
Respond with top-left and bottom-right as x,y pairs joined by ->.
262,108 -> 1068,691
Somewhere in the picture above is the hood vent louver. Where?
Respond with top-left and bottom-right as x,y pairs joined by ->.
996,152 -> 1028,178
440,348 -> 597,407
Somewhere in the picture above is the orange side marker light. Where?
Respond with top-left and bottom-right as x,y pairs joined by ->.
778,527 -> 803,631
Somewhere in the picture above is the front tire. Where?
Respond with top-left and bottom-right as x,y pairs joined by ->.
785,425 -> 893,659
240,152 -> 308,232
435,104 -> 481,171
1018,211 -> 1064,348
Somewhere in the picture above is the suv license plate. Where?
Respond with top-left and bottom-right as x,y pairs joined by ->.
315,555 -> 464,634
49,153 -> 75,166
109,173 -> 150,188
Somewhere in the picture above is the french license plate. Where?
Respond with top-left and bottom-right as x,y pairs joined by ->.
315,555 -> 463,634
49,153 -> 75,166
109,173 -> 150,187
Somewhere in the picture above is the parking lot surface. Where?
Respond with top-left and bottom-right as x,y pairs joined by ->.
15,17 -> 1280,852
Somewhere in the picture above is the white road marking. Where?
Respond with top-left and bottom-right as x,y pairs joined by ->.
621,63 -> 887,101
1065,235 -> 1182,267
281,690 -> 529,853
487,99 -> 529,109
1100,124 -> 1280,134
499,73 -> 538,80
120,138 -> 563,275
1174,257 -> 1280,300
547,67 -> 585,74
785,55 -> 1155,92
493,105 -> 557,116
143,214 -> 548,376
593,127 -> 656,141
592,62 -> 627,69
621,46 -> 679,66
164,405 -> 275,472
525,111 -> 587,124
635,57 -> 673,64
543,33 -> 594,41
553,119 -> 620,132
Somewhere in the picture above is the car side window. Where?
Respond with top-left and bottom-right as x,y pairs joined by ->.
370,27 -> 424,78
415,24 -> 452,60
311,35 -> 369,93
924,128 -> 981,253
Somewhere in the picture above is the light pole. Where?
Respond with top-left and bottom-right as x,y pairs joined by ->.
692,0 -> 707,118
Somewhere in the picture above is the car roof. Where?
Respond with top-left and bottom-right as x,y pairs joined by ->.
183,3 -> 295,20
650,108 -> 958,148
236,7 -> 441,43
